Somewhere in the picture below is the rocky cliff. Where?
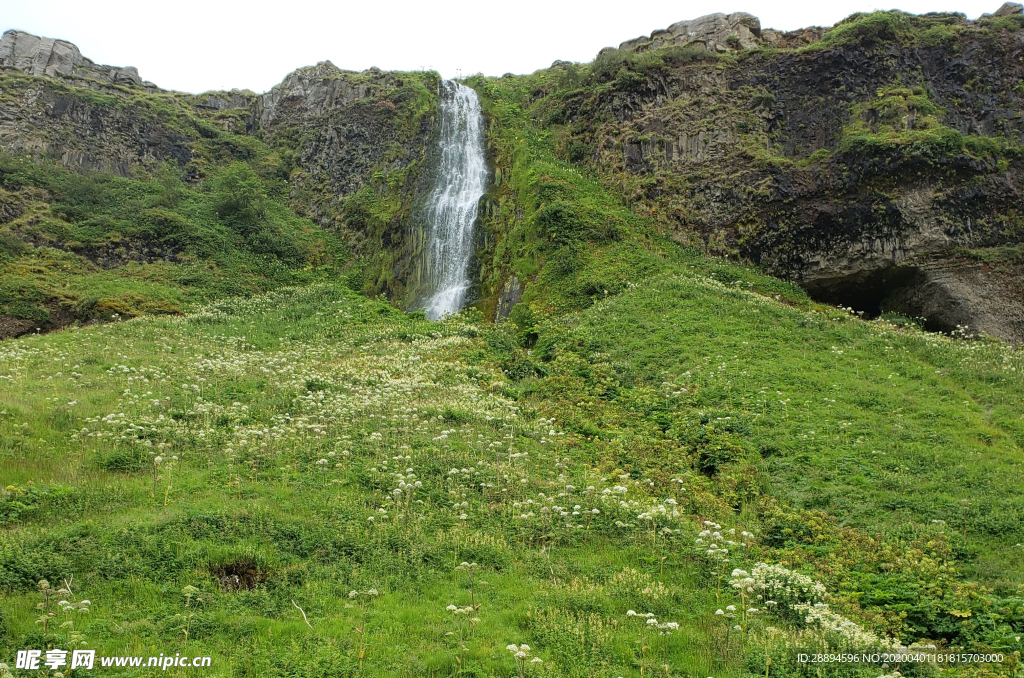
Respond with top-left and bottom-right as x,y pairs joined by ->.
4,10 -> 1024,342
0,30 -> 154,88
528,5 -> 1024,341
251,61 -> 442,302
0,29 -> 438,336
252,61 -> 438,251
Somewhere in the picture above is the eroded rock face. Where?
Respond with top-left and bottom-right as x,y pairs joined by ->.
886,260 -> 1024,341
252,62 -> 437,232
0,30 -> 155,89
496,276 -> 523,320
0,78 -> 192,176
566,7 -> 1024,342
0,30 -> 191,176
617,12 -> 765,53
255,61 -> 389,128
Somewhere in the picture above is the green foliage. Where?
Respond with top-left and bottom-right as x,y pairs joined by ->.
590,45 -> 718,84
210,162 -> 267,235
838,86 -> 1005,164
814,10 -> 969,50
978,12 -> 1024,32
468,72 -> 666,317
535,200 -> 586,246
0,154 -> 347,327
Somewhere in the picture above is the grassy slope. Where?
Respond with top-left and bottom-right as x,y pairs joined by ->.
0,156 -> 347,328
539,274 -> 1024,579
1,275 -> 1022,677
1,11 -> 1023,677
1,286 -> 738,678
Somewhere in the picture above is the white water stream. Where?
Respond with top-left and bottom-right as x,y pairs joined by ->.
419,80 -> 488,320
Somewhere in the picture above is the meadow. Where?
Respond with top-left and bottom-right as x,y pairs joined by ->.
1,11 -> 1024,675
1,262 -> 1022,677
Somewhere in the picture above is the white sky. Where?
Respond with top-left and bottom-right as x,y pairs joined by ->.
4,0 -> 1001,94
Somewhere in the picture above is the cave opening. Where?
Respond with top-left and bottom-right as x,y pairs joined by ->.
802,265 -> 920,321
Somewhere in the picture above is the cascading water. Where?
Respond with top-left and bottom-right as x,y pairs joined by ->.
418,80 -> 488,321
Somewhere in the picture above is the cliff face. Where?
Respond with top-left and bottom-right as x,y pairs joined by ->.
0,31 -> 199,176
249,61 -> 440,301
540,7 -> 1024,340
0,29 -> 433,206
252,61 -> 437,235
0,30 -> 438,337
4,10 -> 1024,341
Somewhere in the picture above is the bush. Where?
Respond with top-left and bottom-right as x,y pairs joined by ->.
0,232 -> 29,257
535,200 -> 586,246
210,163 -> 268,235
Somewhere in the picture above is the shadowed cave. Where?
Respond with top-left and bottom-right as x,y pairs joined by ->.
802,265 -> 963,334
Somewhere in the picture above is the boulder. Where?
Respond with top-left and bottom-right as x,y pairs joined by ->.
618,36 -> 650,51
111,66 -> 142,86
620,11 -> 763,54
0,29 -> 151,88
0,31 -> 84,77
993,2 -> 1023,15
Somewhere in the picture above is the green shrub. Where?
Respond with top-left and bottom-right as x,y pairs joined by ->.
210,162 -> 268,235
535,200 -> 585,246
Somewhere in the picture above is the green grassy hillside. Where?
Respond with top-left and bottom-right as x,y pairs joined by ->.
2,10 -> 1024,677
0,155 -> 347,331
1,266 -> 1021,677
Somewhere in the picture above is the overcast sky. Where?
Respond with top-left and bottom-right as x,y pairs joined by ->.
4,0 -> 1002,94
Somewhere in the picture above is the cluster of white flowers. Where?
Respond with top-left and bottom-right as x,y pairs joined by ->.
506,643 -> 542,672
794,602 -> 898,650
626,610 -> 679,634
446,604 -> 475,615
57,598 -> 92,614
749,563 -> 826,609
696,520 -> 752,557
348,589 -> 379,599
729,568 -> 754,592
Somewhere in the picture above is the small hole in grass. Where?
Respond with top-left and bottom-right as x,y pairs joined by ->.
212,560 -> 265,592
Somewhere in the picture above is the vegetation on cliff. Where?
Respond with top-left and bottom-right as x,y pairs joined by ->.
0,154 -> 346,334
461,8 -> 1024,339
0,65 -> 441,338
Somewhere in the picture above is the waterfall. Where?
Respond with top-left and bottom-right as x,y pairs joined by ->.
419,79 -> 488,321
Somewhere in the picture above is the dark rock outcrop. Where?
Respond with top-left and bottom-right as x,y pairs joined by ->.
565,7 -> 1024,341
496,276 -> 523,320
253,61 -> 436,228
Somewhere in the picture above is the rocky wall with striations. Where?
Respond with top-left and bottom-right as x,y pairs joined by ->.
252,61 -> 439,233
552,5 -> 1024,341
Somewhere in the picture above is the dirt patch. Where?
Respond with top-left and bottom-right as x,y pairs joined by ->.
212,560 -> 266,592
0,301 -> 81,341
0,315 -> 35,338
